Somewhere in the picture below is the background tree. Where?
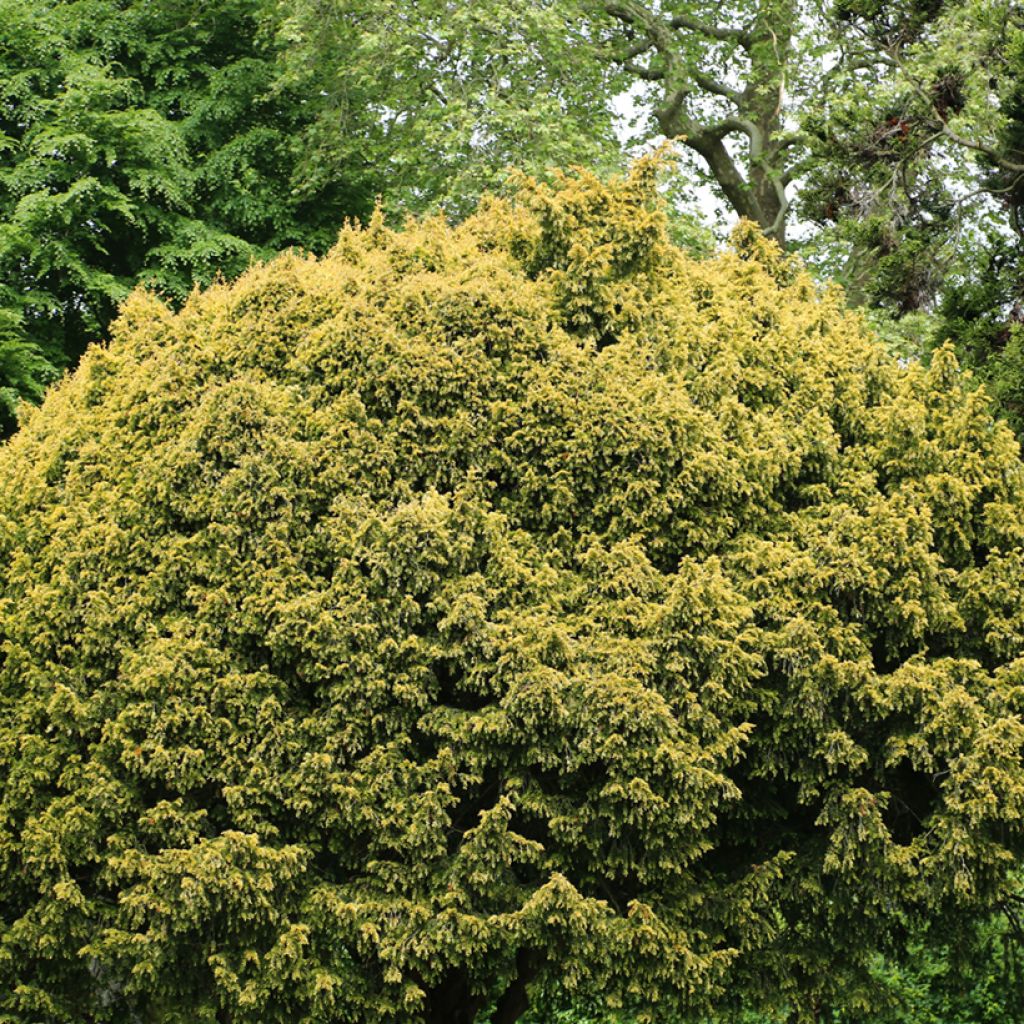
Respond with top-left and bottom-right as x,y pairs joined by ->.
0,0 -> 372,438
932,8 -> 1024,437
800,1 -> 1024,317
291,0 -> 816,242
595,0 -> 808,243
3,163 -> 1024,1023
279,0 -> 624,219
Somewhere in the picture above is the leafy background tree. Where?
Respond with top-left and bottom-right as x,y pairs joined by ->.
0,0 -> 630,438
800,1 -> 1024,396
0,0 -> 373,436
287,0 -> 818,242
279,0 -> 624,218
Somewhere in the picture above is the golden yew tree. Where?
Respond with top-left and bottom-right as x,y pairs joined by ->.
2,160 -> 1024,1023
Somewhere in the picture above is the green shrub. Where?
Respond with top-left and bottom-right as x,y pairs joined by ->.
3,162 -> 1024,1023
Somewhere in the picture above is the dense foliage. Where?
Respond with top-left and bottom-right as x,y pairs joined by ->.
2,164 -> 1024,1022
0,0 -> 373,437
280,0 -> 623,220
9,0 -> 1024,447
291,0 -> 810,242
802,0 -> 1024,390
802,0 -> 1023,310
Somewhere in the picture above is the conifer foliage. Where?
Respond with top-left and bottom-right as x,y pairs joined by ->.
2,163 -> 1024,1022
0,0 -> 370,437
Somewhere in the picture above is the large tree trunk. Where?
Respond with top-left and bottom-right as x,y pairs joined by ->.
492,949 -> 538,1024
660,117 -> 790,246
422,951 -> 538,1024
750,152 -> 788,246
609,0 -> 796,245
422,969 -> 483,1024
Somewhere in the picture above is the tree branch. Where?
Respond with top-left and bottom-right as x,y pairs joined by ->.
668,11 -> 753,46
654,85 -> 692,136
767,175 -> 791,237
685,131 -> 759,224
605,0 -> 684,80
621,35 -> 656,60
623,59 -> 665,82
705,116 -> 760,143
605,0 -> 794,239
936,121 -> 1024,173
691,69 -> 742,104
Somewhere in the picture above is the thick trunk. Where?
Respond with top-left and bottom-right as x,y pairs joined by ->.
627,0 -> 796,245
422,951 -> 537,1024
657,83 -> 789,245
422,970 -> 483,1024
492,949 -> 538,1024
750,159 -> 787,245
679,128 -> 764,225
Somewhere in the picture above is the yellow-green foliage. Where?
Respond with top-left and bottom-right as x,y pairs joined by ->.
2,161 -> 1024,1024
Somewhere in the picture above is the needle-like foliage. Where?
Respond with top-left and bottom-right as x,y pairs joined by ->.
2,161 -> 1024,1023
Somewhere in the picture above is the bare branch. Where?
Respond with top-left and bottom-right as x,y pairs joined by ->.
776,133 -> 803,154
622,36 -> 656,60
767,199 -> 790,238
949,170 -> 1024,215
605,0 -> 683,78
767,173 -> 791,237
937,121 -> 1024,173
668,12 -> 752,46
691,69 -> 742,105
623,59 -> 665,82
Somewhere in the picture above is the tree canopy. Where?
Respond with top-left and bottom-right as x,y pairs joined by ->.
0,0 -> 374,437
800,0 -> 1023,302
8,0 -> 1024,444
279,0 -> 624,219
290,0 -> 813,243
2,163 -> 1024,1023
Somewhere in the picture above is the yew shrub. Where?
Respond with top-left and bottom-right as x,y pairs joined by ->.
2,162 -> 1024,1023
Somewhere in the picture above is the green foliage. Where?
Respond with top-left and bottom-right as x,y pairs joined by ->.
280,0 -> 623,221
0,0 -> 372,437
0,312 -> 58,437
800,0 -> 1024,313
3,163 -> 1024,1023
853,307 -> 939,366
920,12 -> 1024,438
782,0 -> 1024,458
281,0 -> 827,245
852,911 -> 1024,1024
932,233 -> 1024,435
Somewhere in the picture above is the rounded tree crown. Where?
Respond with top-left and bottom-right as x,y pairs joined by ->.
2,160 -> 1024,1022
